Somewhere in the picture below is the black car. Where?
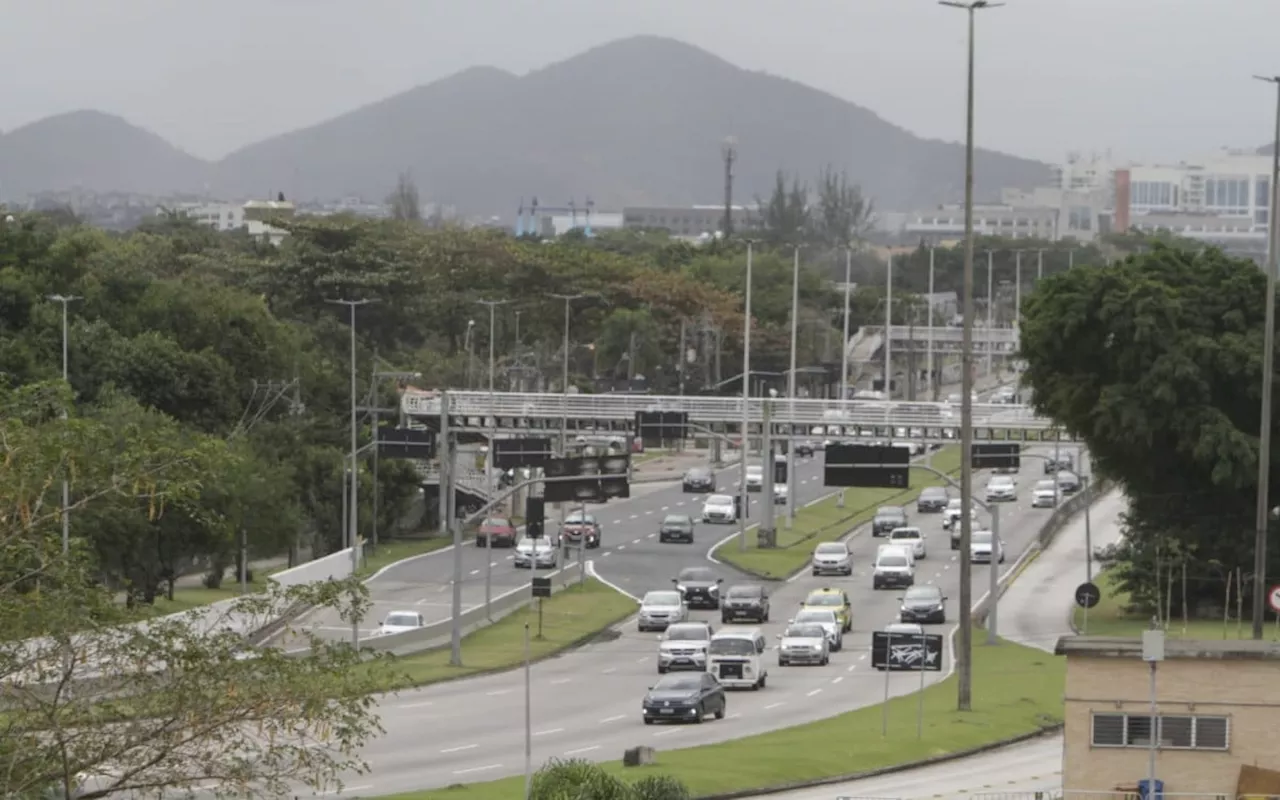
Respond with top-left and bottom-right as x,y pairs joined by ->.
794,440 -> 815,457
659,514 -> 695,544
674,567 -> 723,610
899,584 -> 947,624
1044,454 -> 1075,475
721,584 -> 770,624
682,467 -> 716,493
916,487 -> 949,513
872,505 -> 908,537
642,672 -> 727,725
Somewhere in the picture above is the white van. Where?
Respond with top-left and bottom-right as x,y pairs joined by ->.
873,544 -> 916,590
707,628 -> 768,690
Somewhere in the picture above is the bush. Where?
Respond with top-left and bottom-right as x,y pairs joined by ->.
530,759 -> 691,800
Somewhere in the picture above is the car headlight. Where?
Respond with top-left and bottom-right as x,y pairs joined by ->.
708,585 -> 719,593
676,585 -> 687,593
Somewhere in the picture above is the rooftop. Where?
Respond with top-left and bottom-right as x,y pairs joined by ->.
1055,635 -> 1280,661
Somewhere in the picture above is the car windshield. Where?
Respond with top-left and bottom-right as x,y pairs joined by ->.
686,468 -> 710,479
664,626 -> 710,641
726,586 -> 761,598
905,587 -> 941,602
746,466 -> 763,475
972,531 -> 993,544
384,613 -> 419,627
1036,480 -> 1056,490
643,591 -> 681,606
890,528 -> 920,540
653,675 -> 701,691
990,477 -> 1014,486
876,507 -> 904,517
922,488 -> 947,499
815,543 -> 846,555
518,537 -> 548,549
708,638 -> 756,656
947,498 -> 963,509
805,594 -> 841,606
707,494 -> 732,505
662,515 -> 691,526
565,513 -> 595,524
885,625 -> 923,636
795,610 -> 834,623
678,568 -> 716,583
786,625 -> 827,639
482,517 -> 511,528
878,555 -> 908,567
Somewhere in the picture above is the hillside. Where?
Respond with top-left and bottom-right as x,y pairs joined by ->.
1,37 -> 1050,212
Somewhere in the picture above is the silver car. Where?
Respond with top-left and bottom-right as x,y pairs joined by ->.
777,622 -> 830,667
638,590 -> 688,632
811,542 -> 853,576
513,536 -> 558,569
657,622 -> 713,673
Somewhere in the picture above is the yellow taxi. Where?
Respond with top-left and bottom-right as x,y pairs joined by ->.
801,588 -> 852,632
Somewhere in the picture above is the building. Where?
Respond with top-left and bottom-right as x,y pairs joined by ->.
901,202 -> 1061,244
621,204 -> 754,239
166,202 -> 245,232
1055,635 -> 1280,796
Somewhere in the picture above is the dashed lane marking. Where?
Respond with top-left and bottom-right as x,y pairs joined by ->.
486,689 -> 512,696
807,688 -> 823,697
764,702 -> 785,710
602,667 -> 617,674
533,728 -> 564,737
565,745 -> 601,756
453,765 -> 502,776
395,700 -> 434,709
652,728 -> 685,737
832,676 -> 844,684
599,714 -> 626,723
550,678 -> 571,685
440,744 -> 477,754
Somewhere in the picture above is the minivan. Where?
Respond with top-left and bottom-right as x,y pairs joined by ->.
707,629 -> 768,690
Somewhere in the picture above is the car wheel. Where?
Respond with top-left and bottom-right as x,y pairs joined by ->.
721,615 -> 730,624
657,665 -> 667,674
821,655 -> 829,666
779,658 -> 788,667
644,717 -> 654,725
757,674 -> 766,689
715,699 -> 726,719
763,611 -> 770,623
694,703 -> 706,724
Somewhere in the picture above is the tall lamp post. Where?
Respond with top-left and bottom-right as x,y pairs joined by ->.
940,0 -> 1003,713
785,245 -> 801,528
326,298 -> 377,556
740,242 -> 755,552
548,293 -> 589,453
48,293 -> 82,555
839,248 -> 853,402
1253,73 -> 1280,640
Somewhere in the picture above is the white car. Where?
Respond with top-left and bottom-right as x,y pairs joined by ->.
872,545 -> 916,590
701,494 -> 737,524
969,529 -> 1005,564
1032,478 -> 1059,508
985,475 -> 1017,502
378,610 -> 425,636
773,483 -> 788,504
791,608 -> 843,651
513,536 -> 558,569
811,541 -> 853,576
638,590 -> 688,632
744,465 -> 764,491
888,526 -> 927,560
777,621 -> 830,667
657,621 -> 713,673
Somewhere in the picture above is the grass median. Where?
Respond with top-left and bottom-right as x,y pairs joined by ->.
374,635 -> 1063,800
717,447 -> 962,579
363,578 -> 638,691
1074,570 -> 1280,641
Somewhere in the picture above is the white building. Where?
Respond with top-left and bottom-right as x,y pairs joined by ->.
167,202 -> 245,231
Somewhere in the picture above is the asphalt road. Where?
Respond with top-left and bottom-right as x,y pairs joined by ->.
329,441 -> 1064,795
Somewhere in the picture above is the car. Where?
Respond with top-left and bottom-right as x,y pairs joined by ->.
888,526 -> 927,560
674,567 -> 724,610
916,486 -> 949,513
638,590 -> 688,632
744,465 -> 764,492
791,608 -> 843,651
985,475 -> 1017,503
377,610 -> 425,636
642,672 -> 727,724
657,621 -> 714,673
899,584 -> 947,624
659,514 -> 695,544
811,541 -> 853,576
513,536 -> 558,569
773,483 -> 788,504
1044,453 -> 1075,475
682,467 -> 716,493
1057,470 -> 1081,494
707,628 -> 768,689
949,512 -> 986,549
1032,478 -> 1059,508
701,494 -> 738,524
561,511 -> 602,549
801,588 -> 853,633
794,440 -> 816,457
777,622 -> 830,667
476,516 -> 518,548
872,505 -> 908,537
721,584 -> 770,623
969,529 -> 1005,563
872,544 -> 915,590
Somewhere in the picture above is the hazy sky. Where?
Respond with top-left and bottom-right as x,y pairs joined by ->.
2,0 -> 1276,166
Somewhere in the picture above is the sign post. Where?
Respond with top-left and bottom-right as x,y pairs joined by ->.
1075,581 -> 1101,635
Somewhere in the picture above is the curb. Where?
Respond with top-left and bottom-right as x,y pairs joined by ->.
694,724 -> 1064,800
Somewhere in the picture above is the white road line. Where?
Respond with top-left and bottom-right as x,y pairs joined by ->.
602,551 -> 612,557
565,745 -> 601,756
612,519 -> 622,524
630,514 -> 639,520
632,538 -> 642,544
675,500 -> 684,506
807,688 -> 823,697
440,744 -> 477,754
652,728 -> 685,737
318,785 -> 373,796
636,656 -> 648,663
469,569 -> 479,576
617,545 -> 626,550
764,702 -> 785,710
859,653 -> 868,660
453,765 -> 502,775
832,676 -> 844,684
415,599 -> 428,605
550,678 -> 572,685
661,506 -> 669,512
534,728 -> 564,736
395,700 -> 434,709
485,689 -> 512,696
847,664 -> 857,672
647,533 -> 656,538
602,667 -> 617,674
599,714 -> 626,723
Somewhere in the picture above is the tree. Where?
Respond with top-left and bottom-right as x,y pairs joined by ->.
812,166 -> 873,248
1019,244 -> 1280,613
386,172 -> 421,222
758,171 -> 810,247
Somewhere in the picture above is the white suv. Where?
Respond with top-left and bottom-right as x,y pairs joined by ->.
888,527 -> 926,560
872,545 -> 916,590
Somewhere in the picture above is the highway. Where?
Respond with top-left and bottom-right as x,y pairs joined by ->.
333,440 -> 1064,795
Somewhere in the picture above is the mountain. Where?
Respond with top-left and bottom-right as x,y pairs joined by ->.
0,110 -> 210,198
1,37 -> 1051,212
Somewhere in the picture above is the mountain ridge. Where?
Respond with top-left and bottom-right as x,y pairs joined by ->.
0,36 -> 1050,213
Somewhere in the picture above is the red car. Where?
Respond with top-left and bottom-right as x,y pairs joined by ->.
561,512 -> 602,549
477,516 -> 518,547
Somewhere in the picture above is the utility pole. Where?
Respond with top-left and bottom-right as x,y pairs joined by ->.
722,137 -> 737,238
678,317 -> 688,396
1252,73 -> 1280,640
927,247 -> 937,400
884,254 -> 893,395
326,298 -> 377,565
47,293 -> 81,555
548,293 -> 588,454
785,246 -> 801,528
985,250 -> 995,377
839,249 -> 853,402
940,0 -> 1003,713
739,243 -> 754,552
364,370 -> 420,551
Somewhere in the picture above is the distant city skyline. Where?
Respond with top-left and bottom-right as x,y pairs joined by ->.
1,0 -> 1277,166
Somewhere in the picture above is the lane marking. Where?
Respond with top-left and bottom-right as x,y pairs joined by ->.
395,700 -> 434,709
661,506 -> 669,512
617,545 -> 626,551
485,689 -> 512,696
847,664 -> 857,672
633,538 -> 642,544
469,569 -> 479,576
726,712 -> 742,720
652,728 -> 685,737
764,702 -> 785,710
565,745 -> 601,756
318,786 -> 372,796
453,765 -> 503,775
630,514 -> 639,520
599,714 -> 626,723
602,667 -> 617,674
534,728 -> 564,736
550,678 -> 571,685
647,533 -> 656,538
441,744 -> 477,754
807,688 -> 823,697
832,676 -> 844,684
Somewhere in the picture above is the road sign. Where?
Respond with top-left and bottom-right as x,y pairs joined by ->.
1269,585 -> 1280,614
871,631 -> 943,671
971,442 -> 1020,471
635,410 -> 689,442
1075,581 -> 1101,610
823,444 -> 909,489
493,437 -> 553,470
377,427 -> 436,460
531,577 -> 552,598
542,454 -> 631,503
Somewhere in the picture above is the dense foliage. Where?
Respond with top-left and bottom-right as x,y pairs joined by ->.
531,758 -> 690,800
1019,242 -> 1279,616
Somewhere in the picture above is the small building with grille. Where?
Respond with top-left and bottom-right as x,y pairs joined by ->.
1054,636 -> 1280,797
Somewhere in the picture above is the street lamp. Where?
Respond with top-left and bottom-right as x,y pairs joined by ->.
1252,73 -> 1280,640
786,245 -> 801,528
740,242 -> 755,552
48,293 -> 82,555
548,293 -> 590,452
325,298 -> 377,557
940,0 -> 1004,713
